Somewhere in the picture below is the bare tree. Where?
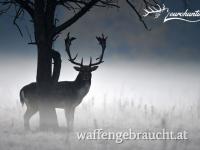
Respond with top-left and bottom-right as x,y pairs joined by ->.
0,0 -> 187,130
0,0 -> 118,130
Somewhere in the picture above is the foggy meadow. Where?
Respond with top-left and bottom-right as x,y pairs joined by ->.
0,56 -> 200,150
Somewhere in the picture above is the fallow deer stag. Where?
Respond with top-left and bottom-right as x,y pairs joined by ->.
20,33 -> 107,130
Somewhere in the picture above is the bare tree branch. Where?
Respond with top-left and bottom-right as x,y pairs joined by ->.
0,0 -> 191,38
53,0 -> 118,36
53,0 -> 100,36
14,0 -> 34,18
126,0 -> 150,30
13,7 -> 24,36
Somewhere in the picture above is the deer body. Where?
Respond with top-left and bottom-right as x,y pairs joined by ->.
20,33 -> 106,130
20,71 -> 93,130
21,76 -> 91,108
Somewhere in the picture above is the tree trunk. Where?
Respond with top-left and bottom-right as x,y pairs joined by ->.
36,39 -> 62,131
36,42 -> 59,130
33,0 -> 60,130
51,49 -> 61,84
34,22 -> 58,130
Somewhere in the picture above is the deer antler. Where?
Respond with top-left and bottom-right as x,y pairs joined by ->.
143,4 -> 166,18
65,32 -> 83,66
89,34 -> 107,67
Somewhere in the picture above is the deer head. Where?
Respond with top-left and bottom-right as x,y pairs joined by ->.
65,33 -> 107,81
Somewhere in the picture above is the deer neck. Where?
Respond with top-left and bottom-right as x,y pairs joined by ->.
75,73 -> 91,95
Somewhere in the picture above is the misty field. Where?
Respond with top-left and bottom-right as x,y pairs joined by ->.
1,62 -> 200,149
0,94 -> 200,150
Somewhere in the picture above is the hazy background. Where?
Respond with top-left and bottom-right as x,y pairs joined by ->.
0,1 -> 200,149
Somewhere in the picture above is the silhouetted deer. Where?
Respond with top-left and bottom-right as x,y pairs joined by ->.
20,33 -> 107,130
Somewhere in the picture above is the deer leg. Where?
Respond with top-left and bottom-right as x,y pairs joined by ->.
24,106 -> 37,130
65,107 -> 75,132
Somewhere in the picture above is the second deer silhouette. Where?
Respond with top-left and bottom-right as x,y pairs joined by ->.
20,33 -> 107,130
